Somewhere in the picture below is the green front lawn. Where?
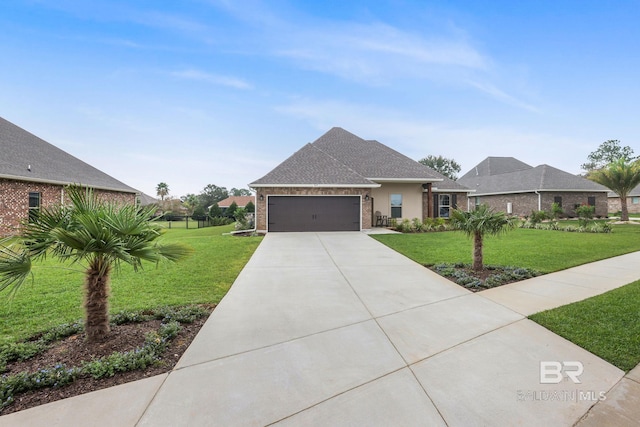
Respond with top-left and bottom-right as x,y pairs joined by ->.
372,223 -> 640,272
0,225 -> 262,345
530,280 -> 640,372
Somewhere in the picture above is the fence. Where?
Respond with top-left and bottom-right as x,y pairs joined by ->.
154,216 -> 227,229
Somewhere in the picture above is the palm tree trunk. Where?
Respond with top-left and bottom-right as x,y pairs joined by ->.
473,231 -> 483,272
621,196 -> 630,222
84,257 -> 111,343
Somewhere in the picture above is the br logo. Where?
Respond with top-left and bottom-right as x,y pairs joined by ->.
540,361 -> 584,384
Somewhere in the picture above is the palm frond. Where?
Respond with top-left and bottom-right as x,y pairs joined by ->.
0,239 -> 33,296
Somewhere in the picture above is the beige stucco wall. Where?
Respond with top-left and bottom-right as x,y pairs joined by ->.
370,183 -> 424,221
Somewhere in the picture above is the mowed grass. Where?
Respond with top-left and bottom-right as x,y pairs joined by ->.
0,224 -> 262,345
372,223 -> 640,272
530,280 -> 640,372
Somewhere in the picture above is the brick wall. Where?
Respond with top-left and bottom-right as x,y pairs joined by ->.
468,191 -> 608,217
608,196 -> 640,214
0,179 -> 137,236
254,187 -> 371,232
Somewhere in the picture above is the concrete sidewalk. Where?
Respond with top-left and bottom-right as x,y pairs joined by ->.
2,233 -> 639,426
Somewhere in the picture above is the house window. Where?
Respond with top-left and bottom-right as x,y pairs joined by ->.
633,197 -> 640,205
439,194 -> 451,218
28,192 -> 41,222
475,196 -> 480,208
553,196 -> 562,207
587,196 -> 596,207
390,194 -> 402,218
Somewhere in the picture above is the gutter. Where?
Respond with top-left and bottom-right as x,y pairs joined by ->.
534,190 -> 541,211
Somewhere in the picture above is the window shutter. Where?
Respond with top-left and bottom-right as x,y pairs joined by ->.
452,194 -> 457,210
433,194 -> 439,217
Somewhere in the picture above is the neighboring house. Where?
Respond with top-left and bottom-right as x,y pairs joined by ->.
607,184 -> 640,215
217,196 -> 255,213
0,116 -> 139,236
249,127 -> 469,232
458,157 -> 610,217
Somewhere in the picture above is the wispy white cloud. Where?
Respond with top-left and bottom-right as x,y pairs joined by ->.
170,69 -> 252,89
466,80 -> 540,113
275,98 -> 582,174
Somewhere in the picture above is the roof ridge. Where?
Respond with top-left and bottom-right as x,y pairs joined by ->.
310,136 -> 374,183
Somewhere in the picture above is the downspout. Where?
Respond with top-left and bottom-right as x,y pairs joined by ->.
534,190 -> 541,211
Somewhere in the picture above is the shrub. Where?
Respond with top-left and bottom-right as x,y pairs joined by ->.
551,202 -> 564,219
529,210 -> 550,225
400,219 -> 413,233
576,205 -> 595,227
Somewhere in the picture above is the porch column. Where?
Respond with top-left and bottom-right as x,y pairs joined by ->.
427,183 -> 433,218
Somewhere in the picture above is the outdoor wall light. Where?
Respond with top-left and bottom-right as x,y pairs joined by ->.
364,194 -> 370,201
259,194 -> 264,201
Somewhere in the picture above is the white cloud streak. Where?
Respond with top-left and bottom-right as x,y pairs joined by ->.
170,69 -> 253,89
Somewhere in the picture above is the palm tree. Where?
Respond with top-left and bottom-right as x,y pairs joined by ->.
589,159 -> 640,222
156,182 -> 169,211
450,204 -> 517,272
0,186 -> 191,343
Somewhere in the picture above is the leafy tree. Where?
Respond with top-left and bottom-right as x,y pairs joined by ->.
450,204 -> 517,272
589,159 -> 640,221
208,203 -> 222,218
180,194 -> 199,215
230,188 -> 253,196
192,205 -> 207,220
198,184 -> 229,209
581,140 -> 637,173
418,155 -> 462,180
0,186 -> 191,343
245,200 -> 255,213
226,201 -> 238,218
156,182 -> 169,201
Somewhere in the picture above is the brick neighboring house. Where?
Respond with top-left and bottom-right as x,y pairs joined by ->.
217,196 -> 255,213
458,157 -> 610,217
607,184 -> 640,215
0,116 -> 139,236
249,127 -> 469,232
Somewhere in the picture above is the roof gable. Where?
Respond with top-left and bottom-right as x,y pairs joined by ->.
459,161 -> 609,195
0,116 -> 137,193
459,157 -> 532,180
251,127 -> 456,188
250,142 -> 376,187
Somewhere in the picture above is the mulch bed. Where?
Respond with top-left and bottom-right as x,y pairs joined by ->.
1,315 -> 209,415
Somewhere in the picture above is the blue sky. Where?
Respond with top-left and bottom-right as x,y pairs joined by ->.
1,1 -> 639,198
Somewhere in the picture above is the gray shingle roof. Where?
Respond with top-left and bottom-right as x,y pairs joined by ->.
251,127 -> 462,188
459,161 -> 609,195
0,116 -> 137,194
459,157 -> 532,180
608,184 -> 640,198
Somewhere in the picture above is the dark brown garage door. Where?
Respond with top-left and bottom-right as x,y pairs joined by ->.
268,196 -> 361,232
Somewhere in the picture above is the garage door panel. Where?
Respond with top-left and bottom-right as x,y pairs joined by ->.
268,196 -> 360,232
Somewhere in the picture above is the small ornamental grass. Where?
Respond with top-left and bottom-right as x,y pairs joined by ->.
430,263 -> 541,291
0,305 -> 209,411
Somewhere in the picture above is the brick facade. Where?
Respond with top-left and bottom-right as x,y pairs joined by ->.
469,191 -> 608,217
0,178 -> 137,236
608,196 -> 640,214
254,187 -> 372,232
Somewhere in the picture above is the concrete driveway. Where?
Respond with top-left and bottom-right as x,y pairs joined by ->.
2,232 -> 631,426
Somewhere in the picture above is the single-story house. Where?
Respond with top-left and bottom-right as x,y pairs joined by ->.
249,127 -> 469,232
217,195 -> 255,212
457,157 -> 610,217
0,116 -> 139,236
607,184 -> 640,215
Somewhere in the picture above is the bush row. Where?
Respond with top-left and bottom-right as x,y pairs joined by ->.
0,305 -> 210,410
